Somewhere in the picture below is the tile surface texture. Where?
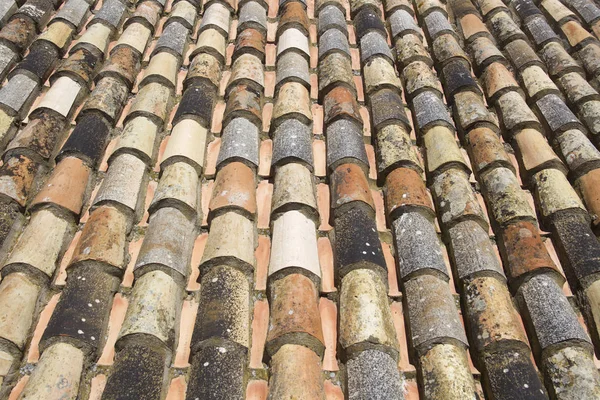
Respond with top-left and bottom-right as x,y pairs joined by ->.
2,0 -> 600,398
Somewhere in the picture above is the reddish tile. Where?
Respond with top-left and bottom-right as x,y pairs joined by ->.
165,376 -> 186,400
324,380 -> 344,400
27,293 -> 60,363
319,297 -> 338,371
229,20 -> 238,41
499,220 -> 562,286
201,180 -> 214,227
256,180 -> 273,229
309,24 -> 317,44
351,48 -> 360,70
140,180 -> 157,226
267,22 -> 277,42
8,376 -> 29,400
188,233 -> 207,292
80,177 -> 102,224
268,0 -> 279,17
122,238 -> 142,288
310,74 -> 319,100
174,299 -> 198,368
255,235 -> 271,291
317,183 -> 333,231
390,301 -> 415,373
250,299 -> 269,369
246,380 -> 269,400
226,43 -> 234,66
55,231 -> 82,286
312,104 -> 324,135
210,162 -> 258,217
266,44 -> 277,67
262,102 -> 273,133
211,101 -> 226,135
31,157 -> 91,216
265,71 -> 276,98
155,136 -> 169,172
313,140 -> 326,177
365,144 -> 377,180
382,243 -> 401,297
259,139 -> 273,178
330,163 -> 374,213
98,294 -> 128,366
318,237 -> 335,293
354,75 -> 364,102
267,274 -> 324,356
360,106 -> 370,136
99,139 -> 117,172
372,188 -> 386,232
89,374 -> 107,400
385,167 -> 434,219
204,138 -> 221,178
310,45 -> 318,68
348,25 -> 356,45
220,71 -> 231,98
403,380 -> 420,400
323,86 -> 362,125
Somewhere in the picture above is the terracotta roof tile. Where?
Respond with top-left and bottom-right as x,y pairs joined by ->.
6,0 -> 600,397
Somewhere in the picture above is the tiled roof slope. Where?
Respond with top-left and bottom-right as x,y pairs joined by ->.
0,0 -> 600,397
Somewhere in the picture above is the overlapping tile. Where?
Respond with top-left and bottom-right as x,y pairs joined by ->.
0,0 -> 600,398
454,0 -> 600,397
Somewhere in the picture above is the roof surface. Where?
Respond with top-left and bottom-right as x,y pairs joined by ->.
0,0 -> 599,398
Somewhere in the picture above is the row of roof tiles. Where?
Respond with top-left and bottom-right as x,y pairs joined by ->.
1,0 -> 600,398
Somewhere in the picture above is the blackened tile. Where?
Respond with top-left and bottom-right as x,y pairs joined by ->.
10,41 -> 58,84
173,81 -> 218,128
101,341 -> 170,400
333,206 -> 386,279
191,265 -> 250,351
186,344 -> 247,400
58,112 -> 112,167
42,265 -> 120,354
353,7 -> 386,40
482,349 -> 547,400
441,59 -> 481,100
